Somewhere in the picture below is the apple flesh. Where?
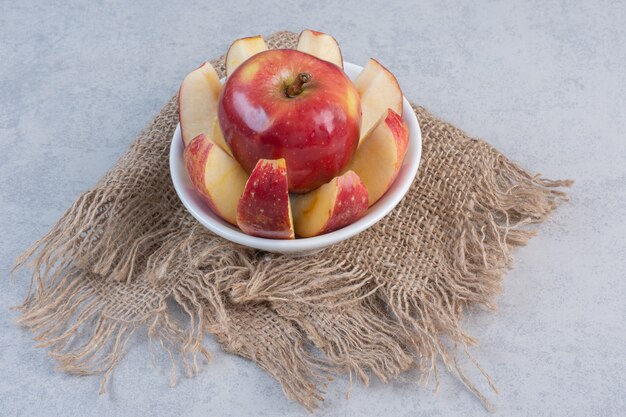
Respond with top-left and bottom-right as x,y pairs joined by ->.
178,62 -> 222,146
346,109 -> 409,206
225,35 -> 268,77
236,159 -> 294,239
296,29 -> 343,68
183,133 -> 248,225
353,58 -> 403,142
292,171 -> 369,237
211,117 -> 233,156
219,49 -> 361,193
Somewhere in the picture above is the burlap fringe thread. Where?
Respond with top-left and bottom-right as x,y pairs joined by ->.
12,31 -> 571,412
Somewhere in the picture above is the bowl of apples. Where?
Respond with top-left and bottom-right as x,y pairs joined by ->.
170,30 -> 422,254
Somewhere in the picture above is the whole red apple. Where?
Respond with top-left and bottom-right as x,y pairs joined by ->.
218,49 -> 361,193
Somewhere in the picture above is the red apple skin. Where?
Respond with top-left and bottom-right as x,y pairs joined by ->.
236,159 -> 294,239
384,109 -> 409,184
183,133 -> 220,215
320,171 -> 369,235
218,49 -> 361,193
346,109 -> 409,207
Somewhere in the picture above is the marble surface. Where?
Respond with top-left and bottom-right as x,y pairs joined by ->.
1,1 -> 625,416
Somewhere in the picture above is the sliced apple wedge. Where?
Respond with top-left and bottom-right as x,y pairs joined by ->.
184,133 -> 248,225
211,117 -> 233,156
296,29 -> 343,68
346,109 -> 409,206
236,159 -> 294,239
292,171 -> 368,238
178,62 -> 222,147
353,58 -> 403,142
225,35 -> 268,77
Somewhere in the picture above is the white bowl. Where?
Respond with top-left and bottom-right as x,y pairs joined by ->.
170,61 -> 422,255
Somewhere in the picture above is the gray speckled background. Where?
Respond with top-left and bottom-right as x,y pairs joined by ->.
1,1 -> 625,416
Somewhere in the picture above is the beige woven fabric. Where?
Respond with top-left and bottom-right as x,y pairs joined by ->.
14,31 -> 571,411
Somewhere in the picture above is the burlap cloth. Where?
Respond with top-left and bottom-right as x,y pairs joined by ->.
14,31 -> 571,411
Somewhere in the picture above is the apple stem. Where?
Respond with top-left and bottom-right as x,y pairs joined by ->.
285,73 -> 312,98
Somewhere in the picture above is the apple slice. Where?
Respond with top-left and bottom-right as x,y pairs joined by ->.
346,109 -> 409,206
178,62 -> 222,146
353,58 -> 403,142
236,159 -> 294,239
225,35 -> 268,77
296,29 -> 343,68
211,117 -> 233,157
184,133 -> 248,225
292,171 -> 368,238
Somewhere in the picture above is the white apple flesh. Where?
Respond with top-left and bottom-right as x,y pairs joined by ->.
225,35 -> 268,77
346,109 -> 409,206
353,58 -> 403,143
292,171 -> 369,237
178,62 -> 222,146
296,29 -> 343,68
183,133 -> 248,225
